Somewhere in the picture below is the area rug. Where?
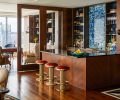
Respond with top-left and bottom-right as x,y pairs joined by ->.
4,95 -> 19,100
102,88 -> 120,100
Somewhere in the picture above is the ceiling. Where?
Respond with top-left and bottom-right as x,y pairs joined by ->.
0,0 -> 115,13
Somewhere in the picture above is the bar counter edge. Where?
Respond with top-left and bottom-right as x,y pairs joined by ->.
41,51 -> 120,90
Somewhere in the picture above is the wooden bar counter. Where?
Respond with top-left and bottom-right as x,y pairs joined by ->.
41,50 -> 120,90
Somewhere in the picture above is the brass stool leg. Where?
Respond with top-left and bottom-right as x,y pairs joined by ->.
46,67 -> 55,85
40,64 -> 44,83
36,64 -> 44,83
60,70 -> 65,92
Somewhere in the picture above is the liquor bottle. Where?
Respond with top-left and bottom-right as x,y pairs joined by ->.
76,10 -> 79,17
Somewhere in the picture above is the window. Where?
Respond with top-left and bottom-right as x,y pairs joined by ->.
0,16 -> 24,47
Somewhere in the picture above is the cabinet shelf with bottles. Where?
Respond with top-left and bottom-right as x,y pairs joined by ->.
29,15 -> 39,43
106,2 -> 116,51
46,12 -> 55,44
73,8 -> 84,48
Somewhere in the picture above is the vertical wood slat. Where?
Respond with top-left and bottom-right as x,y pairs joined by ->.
117,0 -> 120,52
39,8 -> 47,51
17,5 -> 22,71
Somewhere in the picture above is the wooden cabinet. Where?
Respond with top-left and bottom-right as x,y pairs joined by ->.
29,15 -> 39,43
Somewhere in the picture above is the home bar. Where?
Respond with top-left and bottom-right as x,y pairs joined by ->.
1,0 -> 117,99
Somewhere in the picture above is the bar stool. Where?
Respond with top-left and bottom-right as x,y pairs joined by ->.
56,65 -> 70,92
45,63 -> 58,86
36,60 -> 47,83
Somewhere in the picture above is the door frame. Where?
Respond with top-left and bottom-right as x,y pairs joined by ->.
17,4 -> 68,71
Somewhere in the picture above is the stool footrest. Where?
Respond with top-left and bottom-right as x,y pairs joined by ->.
46,76 -> 57,80
36,73 -> 48,76
55,85 -> 70,92
36,78 -> 48,82
55,81 -> 69,85
46,82 -> 57,86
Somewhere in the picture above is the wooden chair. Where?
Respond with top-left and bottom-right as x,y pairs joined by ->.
24,43 -> 39,64
0,47 -> 11,69
4,44 -> 15,58
0,68 -> 9,99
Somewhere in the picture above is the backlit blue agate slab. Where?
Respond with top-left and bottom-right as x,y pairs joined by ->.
89,4 -> 106,50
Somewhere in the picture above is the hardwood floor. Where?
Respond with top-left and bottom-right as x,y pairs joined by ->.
6,71 -> 118,100
6,58 -> 118,100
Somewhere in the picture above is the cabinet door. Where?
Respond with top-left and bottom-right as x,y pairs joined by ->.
117,0 -> 120,52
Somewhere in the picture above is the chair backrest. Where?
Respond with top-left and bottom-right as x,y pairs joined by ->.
0,68 -> 9,89
4,44 -> 15,48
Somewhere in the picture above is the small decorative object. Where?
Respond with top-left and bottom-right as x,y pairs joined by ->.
79,13 -> 84,17
71,49 -> 89,57
26,27 -> 29,34
34,37 -> 38,43
110,9 -> 116,13
76,11 -> 79,17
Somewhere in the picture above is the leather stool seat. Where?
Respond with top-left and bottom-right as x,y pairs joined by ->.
56,66 -> 70,71
45,63 -> 58,68
36,60 -> 47,65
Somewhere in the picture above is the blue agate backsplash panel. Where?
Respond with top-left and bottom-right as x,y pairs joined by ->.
89,4 -> 106,50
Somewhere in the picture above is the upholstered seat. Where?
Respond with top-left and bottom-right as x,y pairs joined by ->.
24,43 -> 40,64
56,66 -> 70,71
45,63 -> 58,68
0,47 -> 11,67
0,68 -> 9,87
36,60 -> 47,65
0,68 -> 9,99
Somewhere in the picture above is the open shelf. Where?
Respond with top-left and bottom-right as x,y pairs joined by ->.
46,12 -> 55,44
106,1 -> 117,49
73,8 -> 84,48
29,15 -> 39,43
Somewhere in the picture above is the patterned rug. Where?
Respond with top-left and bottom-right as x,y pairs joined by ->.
4,95 -> 19,100
102,88 -> 120,100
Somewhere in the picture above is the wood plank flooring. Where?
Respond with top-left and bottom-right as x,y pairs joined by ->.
6,71 -> 118,100
5,58 -> 118,100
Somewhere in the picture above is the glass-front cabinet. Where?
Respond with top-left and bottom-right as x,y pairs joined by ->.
73,1 -> 116,52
